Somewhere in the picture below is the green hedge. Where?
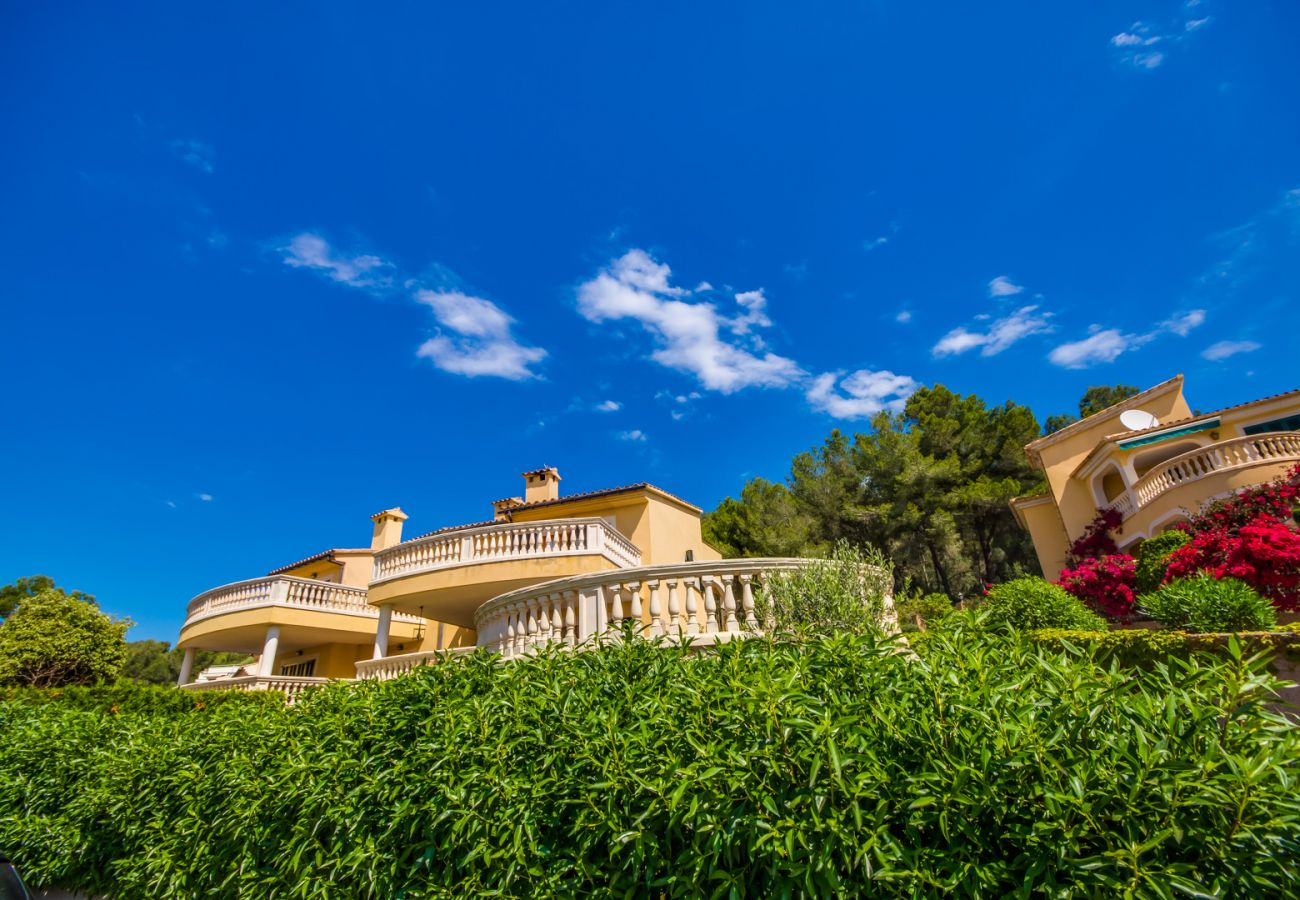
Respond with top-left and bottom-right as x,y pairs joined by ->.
1028,625 -> 1300,668
0,681 -> 286,715
3,634 -> 1299,897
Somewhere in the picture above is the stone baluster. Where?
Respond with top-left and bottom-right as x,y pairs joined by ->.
608,583 -> 624,628
647,580 -> 662,636
683,579 -> 699,635
740,574 -> 758,629
627,582 -> 643,633
720,574 -> 739,632
701,576 -> 718,633
563,590 -> 577,645
666,578 -> 681,634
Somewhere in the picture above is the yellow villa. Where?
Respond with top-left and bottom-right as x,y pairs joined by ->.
1011,375 -> 1300,579
176,467 -> 806,697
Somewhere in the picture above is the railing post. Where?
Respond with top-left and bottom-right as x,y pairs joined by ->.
373,605 -> 393,659
177,647 -> 195,686
647,580 -> 662,636
268,578 -> 290,605
461,535 -> 476,562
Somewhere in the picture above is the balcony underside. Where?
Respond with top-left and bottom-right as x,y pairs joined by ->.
178,607 -> 422,654
369,555 -> 623,627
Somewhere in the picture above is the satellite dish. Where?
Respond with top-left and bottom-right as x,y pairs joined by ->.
1120,409 -> 1160,431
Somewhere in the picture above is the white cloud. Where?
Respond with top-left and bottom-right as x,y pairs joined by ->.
932,305 -> 1053,358
415,290 -> 546,380
988,275 -> 1024,297
1048,328 -> 1145,368
197,493 -> 214,502
166,500 -> 177,509
1185,17 -> 1211,31
1111,11 -> 1211,69
807,369 -> 920,419
1132,51 -> 1165,69
596,399 -> 621,412
172,138 -> 214,174
1202,340 -> 1261,361
1160,309 -> 1207,336
618,429 -> 648,442
281,233 -> 393,290
1111,32 -> 1146,47
863,235 -> 890,252
895,310 -> 912,324
576,250 -> 804,393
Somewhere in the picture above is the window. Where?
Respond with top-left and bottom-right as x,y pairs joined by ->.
1243,414 -> 1300,436
280,659 -> 316,677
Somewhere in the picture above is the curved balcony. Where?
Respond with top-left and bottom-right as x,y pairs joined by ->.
179,576 -> 423,650
178,675 -> 330,703
1131,432 -> 1300,510
367,518 -> 644,626
358,558 -> 829,679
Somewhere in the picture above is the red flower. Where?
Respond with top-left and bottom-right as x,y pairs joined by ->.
1059,553 -> 1138,620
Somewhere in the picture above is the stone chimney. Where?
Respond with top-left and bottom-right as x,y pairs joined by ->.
370,507 -> 408,551
522,467 -> 561,504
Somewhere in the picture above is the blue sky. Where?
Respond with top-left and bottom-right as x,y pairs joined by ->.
2,1 -> 1297,641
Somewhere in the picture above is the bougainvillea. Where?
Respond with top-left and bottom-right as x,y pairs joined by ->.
1164,516 -> 1300,611
1066,507 -> 1124,566
1185,464 -> 1300,535
1058,554 -> 1138,620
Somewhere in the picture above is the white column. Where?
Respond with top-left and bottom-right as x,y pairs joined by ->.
373,605 -> 393,660
257,626 -> 281,677
177,647 -> 196,685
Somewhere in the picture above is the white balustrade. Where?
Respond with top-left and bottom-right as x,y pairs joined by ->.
371,518 -> 642,583
472,558 -> 819,660
179,675 -> 329,704
183,576 -> 422,629
1130,432 -> 1300,510
354,647 -> 475,681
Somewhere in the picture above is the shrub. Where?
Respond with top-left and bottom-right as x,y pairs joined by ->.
1135,530 -> 1191,594
1187,464 -> 1300,534
1029,627 -> 1300,669
756,541 -> 892,637
1165,518 -> 1300,611
1058,554 -> 1137,620
4,633 -> 1300,897
0,682 -> 284,715
1139,575 -> 1278,633
980,576 -> 1108,632
894,592 -> 953,631
0,590 -> 130,687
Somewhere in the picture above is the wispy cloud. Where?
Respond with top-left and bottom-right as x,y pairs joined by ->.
806,369 -> 920,420
280,232 -> 545,380
596,399 -> 622,412
1202,339 -> 1261,361
1109,6 -> 1213,69
618,429 -> 648,442
576,250 -> 804,393
988,275 -> 1024,298
415,290 -> 546,380
172,138 -> 215,174
281,233 -> 394,290
1160,309 -> 1207,336
1047,306 -> 1206,369
895,310 -> 912,324
1048,328 -> 1147,369
197,493 -> 214,502
933,305 -> 1054,358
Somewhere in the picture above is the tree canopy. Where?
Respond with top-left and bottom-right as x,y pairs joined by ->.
0,574 -> 94,620
122,640 -> 252,685
0,585 -> 130,687
1041,384 -> 1143,435
704,384 -> 1044,598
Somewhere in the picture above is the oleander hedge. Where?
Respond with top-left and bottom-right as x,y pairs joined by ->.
3,631 -> 1299,898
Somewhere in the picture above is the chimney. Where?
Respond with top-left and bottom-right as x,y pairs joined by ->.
370,507 -> 408,551
522,467 -> 561,504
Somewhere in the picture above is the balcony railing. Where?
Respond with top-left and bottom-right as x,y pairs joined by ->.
183,576 -> 423,629
371,517 -> 642,584
1130,432 -> 1300,510
354,647 -> 476,681
179,675 -> 329,703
